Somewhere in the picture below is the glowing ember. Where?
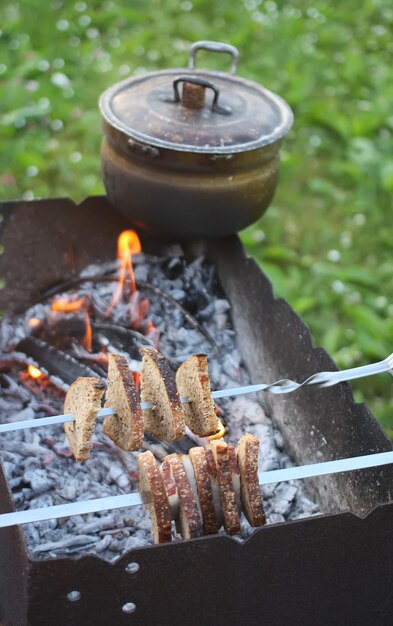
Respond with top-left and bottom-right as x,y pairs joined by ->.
51,297 -> 86,313
105,230 -> 141,317
28,318 -> 41,329
132,371 -> 141,390
28,364 -> 43,379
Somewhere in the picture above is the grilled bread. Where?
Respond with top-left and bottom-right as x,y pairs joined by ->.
189,446 -> 220,534
204,446 -> 223,528
140,348 -> 185,441
228,444 -> 242,516
209,440 -> 241,535
175,354 -> 220,436
237,434 -> 266,527
138,451 -> 172,544
103,353 -> 144,451
163,453 -> 203,540
64,377 -> 105,461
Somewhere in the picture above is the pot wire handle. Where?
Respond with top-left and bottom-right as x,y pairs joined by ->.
171,75 -> 231,115
188,41 -> 239,75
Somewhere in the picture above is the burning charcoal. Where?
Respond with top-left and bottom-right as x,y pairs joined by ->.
214,299 -> 231,315
170,288 -> 186,302
163,256 -> 184,279
79,516 -> 117,534
23,470 -> 54,495
273,430 -> 284,451
59,483 -> 77,501
16,337 -> 99,385
1,441 -> 50,457
31,535 -> 98,554
268,513 -> 286,524
34,315 -> 87,350
198,302 -> 215,321
271,483 -> 298,516
8,406 -> 36,423
134,264 -> 149,282
124,534 -> 149,551
108,464 -> 130,489
9,476 -> 24,490
109,538 -> 123,552
13,488 -> 34,504
94,535 -> 113,553
215,314 -> 228,331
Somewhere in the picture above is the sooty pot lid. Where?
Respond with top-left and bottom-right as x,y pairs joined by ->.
99,41 -> 294,154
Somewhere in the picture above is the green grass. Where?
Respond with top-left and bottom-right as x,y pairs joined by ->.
0,0 -> 392,429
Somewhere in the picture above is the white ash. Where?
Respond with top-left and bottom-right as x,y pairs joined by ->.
0,246 -> 319,561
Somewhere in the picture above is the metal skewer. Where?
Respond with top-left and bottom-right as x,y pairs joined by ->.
0,449 -> 392,529
0,353 -> 391,435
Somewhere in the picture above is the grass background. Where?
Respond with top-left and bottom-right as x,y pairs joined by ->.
0,1 -> 392,431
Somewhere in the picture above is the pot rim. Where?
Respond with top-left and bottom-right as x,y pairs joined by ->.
99,68 -> 294,155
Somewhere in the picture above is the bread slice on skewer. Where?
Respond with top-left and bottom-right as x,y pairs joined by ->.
175,354 -> 221,437
103,353 -> 144,451
163,453 -> 203,540
209,440 -> 241,535
236,434 -> 266,527
228,444 -> 242,516
204,447 -> 223,528
64,377 -> 105,461
140,347 -> 185,441
189,447 -> 220,535
138,451 -> 172,544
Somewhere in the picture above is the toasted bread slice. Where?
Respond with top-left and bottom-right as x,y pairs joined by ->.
103,353 -> 144,451
175,354 -> 220,436
209,440 -> 241,535
161,456 -> 179,520
140,348 -> 185,441
204,447 -> 223,528
64,377 -> 105,461
163,453 -> 203,540
189,447 -> 220,535
228,444 -> 242,516
138,451 -> 172,544
237,434 -> 266,527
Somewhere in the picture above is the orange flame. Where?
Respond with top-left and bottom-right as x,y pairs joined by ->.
207,419 -> 226,440
81,310 -> 93,352
51,297 -> 85,313
28,364 -> 43,379
105,230 -> 142,317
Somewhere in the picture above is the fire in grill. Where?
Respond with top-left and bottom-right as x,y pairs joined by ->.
0,220 -> 320,561
1,195 -> 393,626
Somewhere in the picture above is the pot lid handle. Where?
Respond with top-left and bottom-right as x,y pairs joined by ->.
188,40 -> 239,75
167,75 -> 231,115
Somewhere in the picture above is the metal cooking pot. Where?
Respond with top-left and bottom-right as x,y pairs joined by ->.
99,41 -> 293,238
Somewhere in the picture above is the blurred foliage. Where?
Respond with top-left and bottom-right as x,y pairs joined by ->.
0,0 -> 392,429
